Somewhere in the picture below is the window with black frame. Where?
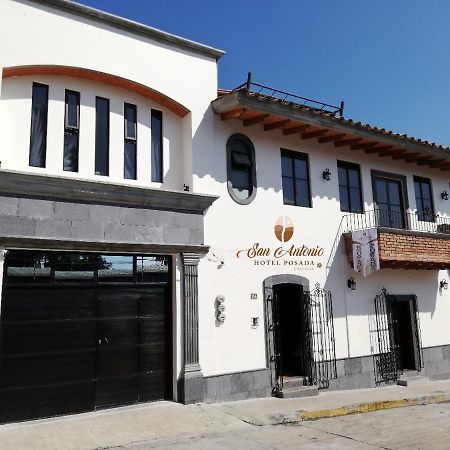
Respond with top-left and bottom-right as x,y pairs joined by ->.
95,97 -> 110,176
281,149 -> 311,207
226,134 -> 256,204
151,109 -> 163,182
337,161 -> 363,213
124,103 -> 137,180
29,82 -> 49,168
63,90 -> 80,172
414,176 -> 434,222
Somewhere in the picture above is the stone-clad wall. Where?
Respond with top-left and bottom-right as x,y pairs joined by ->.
0,195 -> 204,246
423,345 -> 450,378
328,355 -> 376,391
203,369 -> 271,403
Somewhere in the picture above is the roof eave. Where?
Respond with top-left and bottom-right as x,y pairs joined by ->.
212,91 -> 450,161
27,0 -> 225,60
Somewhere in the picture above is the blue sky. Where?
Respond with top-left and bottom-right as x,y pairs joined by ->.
78,0 -> 450,146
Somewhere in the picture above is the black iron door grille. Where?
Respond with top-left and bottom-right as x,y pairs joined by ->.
373,288 -> 399,384
264,286 -> 283,396
373,290 -> 424,385
305,283 -> 337,389
265,283 -> 337,395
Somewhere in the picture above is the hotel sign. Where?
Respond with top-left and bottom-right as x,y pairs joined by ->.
236,216 -> 325,269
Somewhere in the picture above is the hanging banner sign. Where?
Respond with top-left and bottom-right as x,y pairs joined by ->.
352,228 -> 380,277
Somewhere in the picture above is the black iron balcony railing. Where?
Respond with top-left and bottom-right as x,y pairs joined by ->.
342,209 -> 450,235
326,208 -> 450,271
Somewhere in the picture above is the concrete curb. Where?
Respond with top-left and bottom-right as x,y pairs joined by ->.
295,393 -> 450,422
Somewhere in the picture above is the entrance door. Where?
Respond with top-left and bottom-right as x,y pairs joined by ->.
389,296 -> 421,371
374,176 -> 405,229
0,251 -> 171,424
272,284 -> 308,378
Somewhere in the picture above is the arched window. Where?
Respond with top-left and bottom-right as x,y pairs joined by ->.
226,134 -> 257,204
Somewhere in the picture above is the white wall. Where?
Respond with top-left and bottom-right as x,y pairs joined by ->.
0,0 -> 219,190
0,75 -> 185,189
195,115 -> 450,376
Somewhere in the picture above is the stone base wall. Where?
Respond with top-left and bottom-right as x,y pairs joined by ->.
423,344 -> 450,378
201,345 -> 450,403
328,355 -> 376,391
203,369 -> 271,403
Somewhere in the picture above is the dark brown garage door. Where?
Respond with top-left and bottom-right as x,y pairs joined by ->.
0,251 -> 172,424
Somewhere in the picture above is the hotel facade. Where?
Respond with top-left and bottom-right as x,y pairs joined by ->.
0,0 -> 450,423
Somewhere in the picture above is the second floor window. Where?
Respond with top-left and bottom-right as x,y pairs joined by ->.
337,161 -> 363,213
63,90 -> 80,172
29,82 -> 49,168
226,134 -> 257,204
414,176 -> 434,222
95,97 -> 110,176
151,109 -> 163,182
124,103 -> 137,180
281,149 -> 311,207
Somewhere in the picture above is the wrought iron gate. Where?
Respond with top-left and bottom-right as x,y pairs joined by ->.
373,289 -> 424,384
305,283 -> 337,389
264,286 -> 283,395
265,283 -> 337,395
373,288 -> 399,384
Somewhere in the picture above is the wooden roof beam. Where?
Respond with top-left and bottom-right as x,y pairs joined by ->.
392,152 -> 421,161
283,125 -> 310,136
419,158 -> 446,167
404,155 -> 435,163
263,119 -> 291,131
335,138 -> 362,147
221,108 -> 245,121
318,133 -> 346,143
378,148 -> 407,157
301,129 -> 328,140
243,114 -> 269,127
350,142 -> 378,151
365,145 -> 393,154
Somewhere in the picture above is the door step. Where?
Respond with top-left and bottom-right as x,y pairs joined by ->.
282,376 -> 309,389
276,385 -> 319,399
397,370 -> 429,386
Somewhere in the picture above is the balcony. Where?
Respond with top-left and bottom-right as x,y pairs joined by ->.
342,209 -> 450,269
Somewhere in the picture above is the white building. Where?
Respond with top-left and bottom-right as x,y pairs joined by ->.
0,0 -> 449,423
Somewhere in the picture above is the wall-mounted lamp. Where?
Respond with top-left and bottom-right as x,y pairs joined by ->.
216,295 -> 226,323
441,191 -> 449,200
347,277 -> 357,290
251,317 -> 260,328
440,280 -> 448,290
322,168 -> 331,181
183,184 -> 190,192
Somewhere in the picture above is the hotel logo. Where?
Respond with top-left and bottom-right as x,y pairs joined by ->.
274,216 -> 294,242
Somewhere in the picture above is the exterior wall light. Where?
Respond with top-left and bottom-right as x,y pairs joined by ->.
322,168 -> 331,181
183,184 -> 190,192
440,280 -> 448,290
347,277 -> 356,290
441,191 -> 449,200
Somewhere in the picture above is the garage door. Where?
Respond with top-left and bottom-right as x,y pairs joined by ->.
0,251 -> 172,424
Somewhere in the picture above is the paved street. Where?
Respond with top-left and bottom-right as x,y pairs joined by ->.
1,381 -> 450,450
119,403 -> 450,450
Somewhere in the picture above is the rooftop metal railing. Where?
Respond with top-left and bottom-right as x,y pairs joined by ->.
233,72 -> 344,117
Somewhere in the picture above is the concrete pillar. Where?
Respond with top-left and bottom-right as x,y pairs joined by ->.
178,252 -> 204,403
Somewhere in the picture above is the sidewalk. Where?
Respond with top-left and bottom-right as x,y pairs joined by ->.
209,378 -> 450,426
0,379 -> 450,450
